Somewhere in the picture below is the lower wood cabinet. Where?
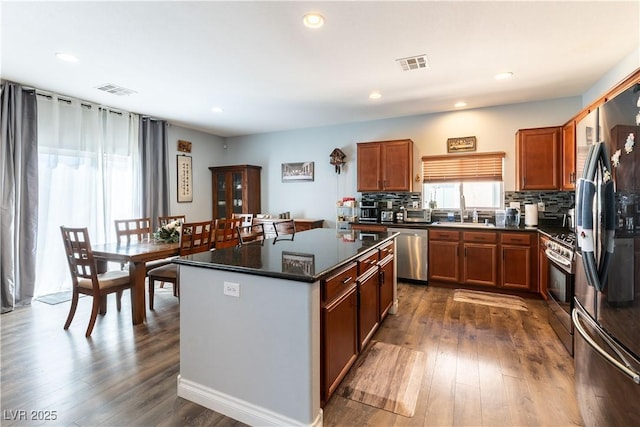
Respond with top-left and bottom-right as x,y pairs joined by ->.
321,239 -> 396,404
539,234 -> 550,300
428,228 -> 538,294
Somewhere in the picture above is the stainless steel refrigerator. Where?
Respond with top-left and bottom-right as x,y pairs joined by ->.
573,80 -> 640,426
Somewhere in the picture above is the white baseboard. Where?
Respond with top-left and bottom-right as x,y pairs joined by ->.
177,375 -> 323,427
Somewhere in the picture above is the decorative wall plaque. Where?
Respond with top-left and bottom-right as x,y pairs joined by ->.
177,155 -> 193,202
177,139 -> 192,153
447,136 -> 477,153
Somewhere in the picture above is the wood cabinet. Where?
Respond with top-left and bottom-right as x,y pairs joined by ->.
378,242 -> 394,319
501,232 -> 537,291
321,240 -> 396,404
562,120 -> 576,190
610,125 -> 640,191
429,227 -> 539,294
321,263 -> 358,403
462,232 -> 498,287
516,127 -> 562,190
210,165 -> 261,219
357,139 -> 413,192
428,230 -> 460,283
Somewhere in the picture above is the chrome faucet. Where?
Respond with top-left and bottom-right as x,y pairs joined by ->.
460,194 -> 466,223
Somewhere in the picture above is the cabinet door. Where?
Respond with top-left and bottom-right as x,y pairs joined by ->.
562,120 -> 576,190
428,240 -> 460,282
357,143 -> 382,191
462,243 -> 498,286
322,286 -> 358,402
358,269 -> 380,351
381,140 -> 412,191
501,245 -> 531,290
516,127 -> 561,190
379,256 -> 394,320
213,172 -> 229,219
231,171 -> 244,215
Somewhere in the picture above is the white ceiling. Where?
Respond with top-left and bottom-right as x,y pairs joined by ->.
2,1 -> 639,137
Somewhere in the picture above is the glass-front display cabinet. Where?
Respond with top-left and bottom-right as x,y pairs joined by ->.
209,165 -> 261,219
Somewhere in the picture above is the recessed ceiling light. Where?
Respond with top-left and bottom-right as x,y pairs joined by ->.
495,71 -> 514,80
369,91 -> 382,100
211,107 -> 224,113
303,12 -> 324,29
454,101 -> 467,108
55,52 -> 78,63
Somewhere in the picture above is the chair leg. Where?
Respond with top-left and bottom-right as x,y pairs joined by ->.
64,290 -> 79,330
86,296 -> 101,337
116,290 -> 123,311
148,278 -> 155,310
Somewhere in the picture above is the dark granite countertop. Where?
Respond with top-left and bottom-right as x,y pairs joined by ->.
173,228 -> 397,283
353,221 -> 540,233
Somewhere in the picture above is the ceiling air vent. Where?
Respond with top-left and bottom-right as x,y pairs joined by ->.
95,83 -> 137,96
396,54 -> 429,72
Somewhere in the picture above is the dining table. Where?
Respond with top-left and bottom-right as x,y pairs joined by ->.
91,239 -> 180,324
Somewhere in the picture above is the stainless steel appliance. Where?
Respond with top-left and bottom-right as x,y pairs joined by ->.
380,210 -> 394,223
387,227 -> 428,282
359,201 -> 380,222
544,230 -> 576,355
403,208 -> 431,223
573,81 -> 640,426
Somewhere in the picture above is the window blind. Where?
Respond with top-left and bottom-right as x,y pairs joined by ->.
422,151 -> 505,182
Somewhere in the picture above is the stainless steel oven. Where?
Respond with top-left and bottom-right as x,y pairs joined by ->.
544,231 -> 576,355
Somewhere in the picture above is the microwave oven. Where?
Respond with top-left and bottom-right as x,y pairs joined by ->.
359,207 -> 380,222
404,208 -> 431,223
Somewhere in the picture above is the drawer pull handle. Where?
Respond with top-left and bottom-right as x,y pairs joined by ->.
342,276 -> 353,285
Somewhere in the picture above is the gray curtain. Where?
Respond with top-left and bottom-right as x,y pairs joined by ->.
139,117 -> 169,230
1,82 -> 38,313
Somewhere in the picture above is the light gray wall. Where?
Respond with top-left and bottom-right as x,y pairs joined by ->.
166,125 -> 227,221
223,97 -> 581,227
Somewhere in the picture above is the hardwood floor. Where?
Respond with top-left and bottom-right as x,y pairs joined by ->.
0,283 -> 582,426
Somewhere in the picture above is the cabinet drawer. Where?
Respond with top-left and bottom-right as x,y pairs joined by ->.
358,250 -> 379,276
429,230 -> 460,241
324,262 -> 357,303
463,231 -> 497,243
501,233 -> 531,245
379,240 -> 394,260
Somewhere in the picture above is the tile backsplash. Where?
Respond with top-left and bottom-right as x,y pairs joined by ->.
504,190 -> 574,219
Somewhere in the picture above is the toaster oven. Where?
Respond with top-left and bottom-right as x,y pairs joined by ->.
404,208 -> 431,223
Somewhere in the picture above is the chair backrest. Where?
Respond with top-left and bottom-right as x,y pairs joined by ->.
114,218 -> 152,243
274,219 -> 296,236
237,223 -> 265,245
60,226 -> 99,291
232,213 -> 253,227
179,221 -> 213,255
213,218 -> 242,249
158,215 -> 186,228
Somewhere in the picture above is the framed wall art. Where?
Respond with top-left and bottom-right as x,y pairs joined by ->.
177,155 -> 193,203
447,136 -> 477,153
282,161 -> 314,182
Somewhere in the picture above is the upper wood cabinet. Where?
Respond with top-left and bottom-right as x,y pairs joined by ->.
516,127 -> 562,190
561,120 -> 576,190
209,165 -> 261,219
357,139 -> 413,192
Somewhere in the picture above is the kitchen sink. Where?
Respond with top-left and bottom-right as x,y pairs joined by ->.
430,221 -> 496,228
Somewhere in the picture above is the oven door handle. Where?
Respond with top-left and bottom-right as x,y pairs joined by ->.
545,248 -> 572,268
572,307 -> 640,385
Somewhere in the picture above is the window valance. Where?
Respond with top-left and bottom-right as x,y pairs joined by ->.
421,151 -> 505,182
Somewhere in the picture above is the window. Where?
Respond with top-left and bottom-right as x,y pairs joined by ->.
421,152 -> 505,210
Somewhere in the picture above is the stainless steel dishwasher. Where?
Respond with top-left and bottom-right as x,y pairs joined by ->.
387,227 -> 428,282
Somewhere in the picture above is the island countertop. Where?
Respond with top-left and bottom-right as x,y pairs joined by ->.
173,228 -> 397,283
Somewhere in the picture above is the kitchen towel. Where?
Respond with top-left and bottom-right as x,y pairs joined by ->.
525,204 -> 538,227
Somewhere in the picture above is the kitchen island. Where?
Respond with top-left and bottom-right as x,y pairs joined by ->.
174,228 -> 397,427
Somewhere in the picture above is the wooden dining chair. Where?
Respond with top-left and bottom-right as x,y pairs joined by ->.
60,226 -> 132,337
237,223 -> 265,245
274,219 -> 296,240
114,217 -> 152,244
146,221 -> 213,310
213,218 -> 242,249
232,213 -> 253,227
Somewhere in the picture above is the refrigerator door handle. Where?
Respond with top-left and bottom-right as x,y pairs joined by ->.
572,307 -> 640,385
